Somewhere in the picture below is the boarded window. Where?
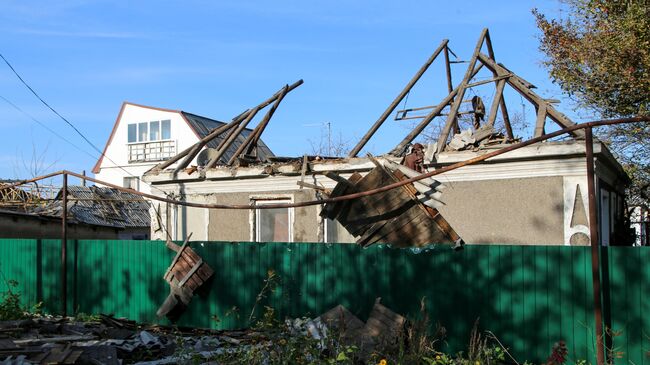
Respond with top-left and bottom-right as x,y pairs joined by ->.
255,200 -> 291,242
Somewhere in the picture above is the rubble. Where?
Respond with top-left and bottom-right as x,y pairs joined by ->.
0,315 -> 266,364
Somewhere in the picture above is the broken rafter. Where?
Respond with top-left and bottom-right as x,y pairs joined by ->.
172,119 -> 242,173
205,106 -> 261,168
476,53 -> 584,138
206,80 -> 303,168
435,28 -> 488,154
483,31 -> 514,139
154,119 -> 243,173
390,63 -> 484,156
155,79 -> 304,173
229,84 -> 291,164
348,39 -> 449,157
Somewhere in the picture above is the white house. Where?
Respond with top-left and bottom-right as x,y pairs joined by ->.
92,102 -> 274,194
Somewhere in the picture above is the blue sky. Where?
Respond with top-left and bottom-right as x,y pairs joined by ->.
0,1 -> 587,180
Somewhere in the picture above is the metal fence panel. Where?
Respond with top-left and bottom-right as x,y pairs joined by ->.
1,239 -> 649,363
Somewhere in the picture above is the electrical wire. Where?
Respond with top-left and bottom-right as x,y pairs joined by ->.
0,52 -> 169,196
0,95 -> 98,161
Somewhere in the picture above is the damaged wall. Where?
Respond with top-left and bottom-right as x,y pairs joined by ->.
144,141 -> 629,246
436,177 -> 565,245
172,189 -> 356,243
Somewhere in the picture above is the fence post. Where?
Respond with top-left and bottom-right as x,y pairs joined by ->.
585,127 -> 605,365
61,173 -> 67,317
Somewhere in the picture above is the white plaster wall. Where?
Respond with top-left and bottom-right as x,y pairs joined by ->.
94,103 -> 202,194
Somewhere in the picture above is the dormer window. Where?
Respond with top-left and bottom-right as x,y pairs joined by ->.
127,119 -> 175,162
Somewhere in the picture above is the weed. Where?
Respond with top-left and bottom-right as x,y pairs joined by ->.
74,312 -> 101,322
248,269 -> 279,324
0,279 -> 25,321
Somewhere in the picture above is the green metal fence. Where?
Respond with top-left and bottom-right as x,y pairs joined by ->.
0,239 -> 647,363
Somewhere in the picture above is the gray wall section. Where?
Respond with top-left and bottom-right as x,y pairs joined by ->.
0,214 -> 148,239
173,177 -> 566,245
437,176 -> 565,244
200,189 -> 355,243
208,193 -> 249,241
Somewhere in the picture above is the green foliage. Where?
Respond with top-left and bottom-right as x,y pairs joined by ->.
74,312 -> 101,322
0,279 -> 26,321
533,0 -> 650,117
533,1 -> 650,206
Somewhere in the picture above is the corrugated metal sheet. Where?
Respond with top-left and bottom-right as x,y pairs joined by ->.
181,112 -> 274,164
37,186 -> 150,228
1,240 -> 648,364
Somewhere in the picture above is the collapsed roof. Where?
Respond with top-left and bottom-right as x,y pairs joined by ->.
38,186 -> 151,229
148,28 -> 583,178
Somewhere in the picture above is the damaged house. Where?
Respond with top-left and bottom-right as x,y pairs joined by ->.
136,30 -> 629,246
0,185 -> 150,239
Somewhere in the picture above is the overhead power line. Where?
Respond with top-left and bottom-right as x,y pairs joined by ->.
0,51 -> 167,195
0,94 -> 97,161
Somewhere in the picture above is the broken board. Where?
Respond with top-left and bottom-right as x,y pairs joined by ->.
322,166 -> 462,247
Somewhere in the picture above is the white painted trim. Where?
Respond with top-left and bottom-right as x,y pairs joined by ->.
250,195 -> 294,243
149,158 -> 589,195
563,176 -> 590,245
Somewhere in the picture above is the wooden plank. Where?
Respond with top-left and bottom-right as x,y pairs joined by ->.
534,104 -> 547,137
163,234 -> 193,279
321,173 -> 362,219
364,207 -> 427,246
179,259 -> 204,287
477,52 -> 584,137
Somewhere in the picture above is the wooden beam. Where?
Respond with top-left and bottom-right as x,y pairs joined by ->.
205,106 -> 260,168
534,104 -> 547,137
476,52 -> 584,137
172,119 -> 241,173
154,115 -> 246,172
391,63 -> 484,155
444,46 -> 460,134
233,84 -> 291,163
348,39 -> 449,157
436,28 -> 488,154
484,30 -> 513,139
486,78 -> 507,127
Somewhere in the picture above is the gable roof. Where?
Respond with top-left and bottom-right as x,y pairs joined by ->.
92,102 -> 275,173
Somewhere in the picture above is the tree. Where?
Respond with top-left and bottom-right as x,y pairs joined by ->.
533,0 -> 650,205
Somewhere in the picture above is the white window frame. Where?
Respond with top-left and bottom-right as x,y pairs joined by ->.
127,120 -> 173,145
323,217 -> 338,243
251,195 -> 294,243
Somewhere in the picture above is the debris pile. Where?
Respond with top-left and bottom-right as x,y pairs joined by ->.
317,298 -> 406,355
447,125 -> 510,151
0,299 -> 410,364
0,315 -> 268,364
